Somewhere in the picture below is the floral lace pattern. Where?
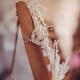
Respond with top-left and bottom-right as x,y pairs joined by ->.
26,0 -> 70,80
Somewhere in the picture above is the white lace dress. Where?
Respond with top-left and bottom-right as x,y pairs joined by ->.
25,0 -> 70,80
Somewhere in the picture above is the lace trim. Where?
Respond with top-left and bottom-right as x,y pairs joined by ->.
26,1 -> 70,80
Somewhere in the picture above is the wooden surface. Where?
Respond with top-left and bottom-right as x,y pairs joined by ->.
16,1 -> 71,80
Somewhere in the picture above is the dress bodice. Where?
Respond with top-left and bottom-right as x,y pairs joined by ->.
25,1 -> 70,80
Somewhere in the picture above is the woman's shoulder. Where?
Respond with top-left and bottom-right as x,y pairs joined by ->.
16,1 -> 34,36
16,1 -> 29,11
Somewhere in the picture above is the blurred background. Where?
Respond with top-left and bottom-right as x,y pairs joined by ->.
0,0 -> 34,80
0,0 -> 80,80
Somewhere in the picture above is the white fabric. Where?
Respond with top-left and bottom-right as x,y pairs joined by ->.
26,0 -> 70,80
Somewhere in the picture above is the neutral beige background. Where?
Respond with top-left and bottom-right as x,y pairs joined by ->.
0,0 -> 34,80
